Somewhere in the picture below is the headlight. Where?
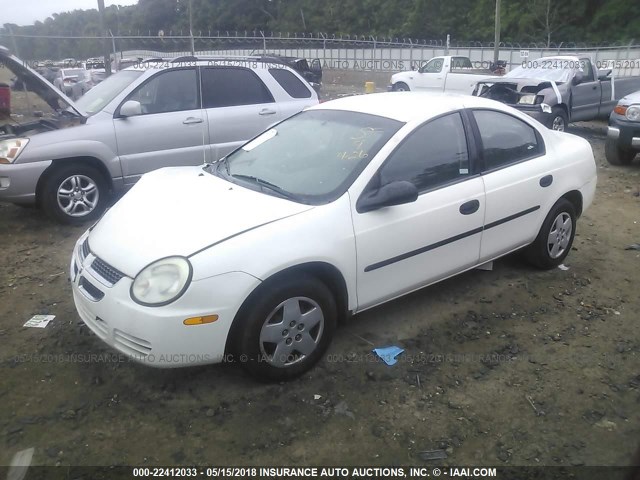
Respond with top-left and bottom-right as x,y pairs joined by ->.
626,105 -> 640,121
131,256 -> 192,306
0,138 -> 29,164
518,94 -> 538,105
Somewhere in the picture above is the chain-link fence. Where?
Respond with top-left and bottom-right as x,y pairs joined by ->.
2,32 -> 639,76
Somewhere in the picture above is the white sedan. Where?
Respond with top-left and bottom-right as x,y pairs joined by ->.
70,92 -> 597,380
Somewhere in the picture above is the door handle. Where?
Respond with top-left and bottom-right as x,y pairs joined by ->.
259,108 -> 277,116
539,174 -> 553,187
183,117 -> 203,124
459,199 -> 480,215
592,85 -> 597,90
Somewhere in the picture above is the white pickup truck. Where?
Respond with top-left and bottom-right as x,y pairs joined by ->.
390,55 -> 497,94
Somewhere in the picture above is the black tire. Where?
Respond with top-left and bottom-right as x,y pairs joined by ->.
548,107 -> 568,131
605,137 -> 635,165
393,82 -> 410,92
524,198 -> 577,269
234,275 -> 337,381
41,163 -> 109,225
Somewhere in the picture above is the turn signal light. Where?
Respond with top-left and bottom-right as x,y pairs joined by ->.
614,105 -> 627,115
183,314 -> 218,326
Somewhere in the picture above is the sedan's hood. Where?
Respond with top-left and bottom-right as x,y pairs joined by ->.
0,45 -> 85,116
89,166 -> 313,276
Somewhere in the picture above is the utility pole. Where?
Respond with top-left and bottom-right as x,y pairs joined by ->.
189,0 -> 195,55
493,0 -> 501,65
97,0 -> 112,75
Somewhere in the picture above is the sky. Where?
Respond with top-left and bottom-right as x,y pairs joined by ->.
1,0 -> 139,26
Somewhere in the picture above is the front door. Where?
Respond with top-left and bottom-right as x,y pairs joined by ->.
113,67 -> 207,184
352,112 -> 485,309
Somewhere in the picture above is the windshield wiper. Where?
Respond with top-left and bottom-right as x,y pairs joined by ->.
231,174 -> 297,200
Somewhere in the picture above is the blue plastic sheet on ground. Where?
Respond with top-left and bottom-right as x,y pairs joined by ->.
372,346 -> 405,366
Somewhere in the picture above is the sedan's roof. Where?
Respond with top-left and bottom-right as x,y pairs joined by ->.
312,92 -> 511,123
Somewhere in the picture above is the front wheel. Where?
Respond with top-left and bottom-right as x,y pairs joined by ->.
605,138 -> 636,165
392,82 -> 410,92
524,198 -> 576,269
548,107 -> 568,131
234,275 -> 337,381
41,163 -> 109,224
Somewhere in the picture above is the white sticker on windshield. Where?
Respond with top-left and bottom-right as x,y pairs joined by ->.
242,128 -> 277,152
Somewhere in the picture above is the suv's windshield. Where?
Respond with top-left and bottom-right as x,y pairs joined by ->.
215,109 -> 403,204
75,69 -> 143,115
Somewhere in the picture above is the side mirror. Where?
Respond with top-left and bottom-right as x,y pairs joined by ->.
572,71 -> 584,85
357,180 -> 419,213
119,100 -> 142,117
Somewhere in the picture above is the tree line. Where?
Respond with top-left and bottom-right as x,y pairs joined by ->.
1,0 -> 637,60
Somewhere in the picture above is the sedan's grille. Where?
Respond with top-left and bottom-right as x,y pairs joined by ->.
91,257 -> 125,286
114,329 -> 152,357
81,237 -> 90,260
79,277 -> 105,301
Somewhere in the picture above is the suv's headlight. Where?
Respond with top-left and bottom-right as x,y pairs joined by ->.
131,256 -> 192,306
0,138 -> 29,164
626,105 -> 640,121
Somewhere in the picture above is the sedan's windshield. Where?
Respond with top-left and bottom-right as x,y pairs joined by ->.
216,109 -> 403,204
505,65 -> 574,83
75,70 -> 143,115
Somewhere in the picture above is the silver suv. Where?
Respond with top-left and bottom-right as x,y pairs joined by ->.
0,47 -> 318,223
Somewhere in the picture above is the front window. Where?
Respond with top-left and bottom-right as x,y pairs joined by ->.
75,70 -> 143,115
421,58 -> 443,73
212,110 -> 403,204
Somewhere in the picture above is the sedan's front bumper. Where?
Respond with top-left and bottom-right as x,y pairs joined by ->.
70,232 -> 261,367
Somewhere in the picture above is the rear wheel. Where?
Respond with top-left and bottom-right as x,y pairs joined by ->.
393,82 -> 410,92
41,163 -> 109,224
234,275 -> 337,381
524,198 -> 576,269
605,138 -> 636,165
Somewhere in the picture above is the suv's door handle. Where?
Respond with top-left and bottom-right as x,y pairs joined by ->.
259,108 -> 277,116
459,199 -> 480,215
183,117 -> 203,124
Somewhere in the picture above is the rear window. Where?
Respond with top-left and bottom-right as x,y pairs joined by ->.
269,68 -> 312,98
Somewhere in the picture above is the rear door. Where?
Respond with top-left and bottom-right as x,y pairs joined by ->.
201,66 -> 282,161
469,109 -> 553,261
113,67 -> 207,183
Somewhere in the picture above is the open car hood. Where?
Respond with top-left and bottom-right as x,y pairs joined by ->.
0,45 -> 85,117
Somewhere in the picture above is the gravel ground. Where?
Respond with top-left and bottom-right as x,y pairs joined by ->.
0,85 -> 639,469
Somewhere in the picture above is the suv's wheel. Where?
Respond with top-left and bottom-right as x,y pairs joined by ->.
41,163 -> 108,224
605,138 -> 636,165
234,275 -> 337,381
524,198 -> 576,269
548,107 -> 568,131
393,82 -> 410,92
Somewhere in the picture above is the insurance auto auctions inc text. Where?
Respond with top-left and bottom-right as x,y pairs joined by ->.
251,466 -> 497,478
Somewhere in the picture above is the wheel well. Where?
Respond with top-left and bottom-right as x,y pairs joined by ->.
224,262 -> 351,355
561,190 -> 583,218
556,103 -> 569,120
36,157 -> 113,206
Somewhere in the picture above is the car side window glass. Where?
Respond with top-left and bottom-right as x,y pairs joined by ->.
422,58 -> 443,73
269,68 -> 312,98
379,112 -> 470,191
580,59 -> 594,82
127,68 -> 198,115
453,57 -> 472,68
473,110 -> 543,171
202,67 -> 274,108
